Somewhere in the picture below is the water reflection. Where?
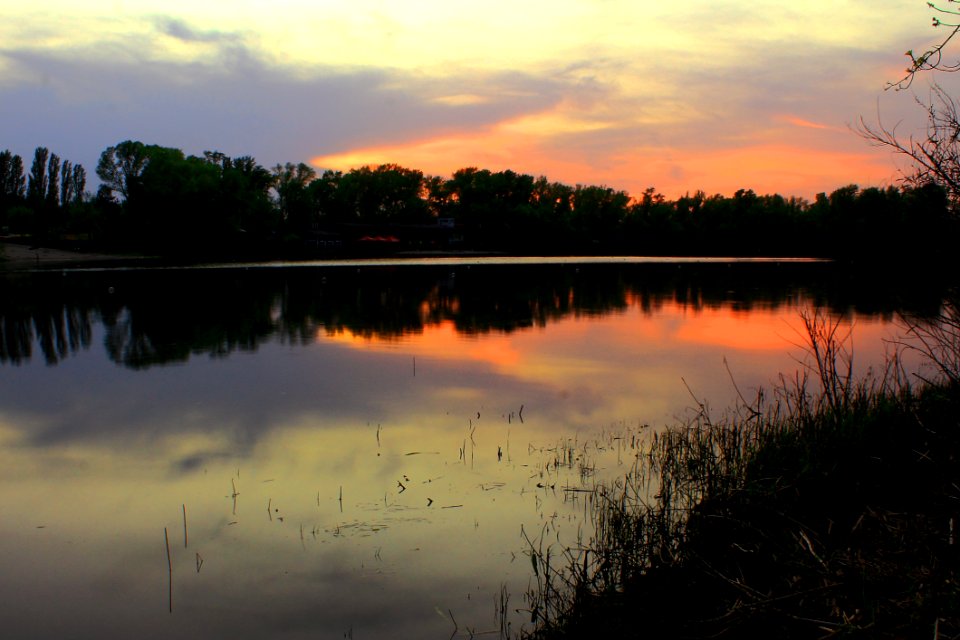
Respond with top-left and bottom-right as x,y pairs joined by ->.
0,261 -> 945,639
0,261 -> 944,368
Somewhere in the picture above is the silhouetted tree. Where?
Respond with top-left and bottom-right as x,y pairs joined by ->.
5,134 -> 949,260
571,184 -> 631,243
71,165 -> 87,205
423,174 -> 454,218
59,160 -> 73,208
96,140 -> 151,200
336,164 -> 428,223
0,150 -> 26,226
213,153 -> 274,240
45,153 -> 60,209
27,147 -> 49,206
272,162 -> 316,234
0,151 -> 25,201
860,84 -> 960,213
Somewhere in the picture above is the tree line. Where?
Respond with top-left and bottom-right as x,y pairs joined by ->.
1,147 -> 88,243
2,139 -> 956,260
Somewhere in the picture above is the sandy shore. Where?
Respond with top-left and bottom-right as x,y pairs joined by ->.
0,241 -> 145,270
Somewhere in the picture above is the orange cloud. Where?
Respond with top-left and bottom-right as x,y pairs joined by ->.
777,115 -> 839,131
311,115 -> 899,200
312,118 -> 592,182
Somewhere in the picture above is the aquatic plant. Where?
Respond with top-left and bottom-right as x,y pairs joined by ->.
522,310 -> 960,638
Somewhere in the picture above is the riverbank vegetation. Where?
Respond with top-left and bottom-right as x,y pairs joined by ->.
520,310 -> 959,638
2,142 -> 956,261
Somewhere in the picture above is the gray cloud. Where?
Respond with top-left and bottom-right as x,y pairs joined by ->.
0,23 -> 569,179
540,39 -> 926,162
153,16 -> 242,44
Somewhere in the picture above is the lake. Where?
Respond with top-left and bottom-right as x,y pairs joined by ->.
0,258 -> 945,639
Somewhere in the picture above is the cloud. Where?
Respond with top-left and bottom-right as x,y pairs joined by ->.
0,7 -> 940,198
0,26 -> 569,178
152,16 -> 240,44
779,116 -> 838,131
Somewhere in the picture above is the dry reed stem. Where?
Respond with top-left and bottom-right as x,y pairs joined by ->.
164,527 -> 172,613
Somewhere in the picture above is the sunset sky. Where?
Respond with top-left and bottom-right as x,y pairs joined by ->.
2,1 -> 956,199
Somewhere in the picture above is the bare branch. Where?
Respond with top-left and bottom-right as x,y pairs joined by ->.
857,84 -> 960,210
891,4 -> 960,90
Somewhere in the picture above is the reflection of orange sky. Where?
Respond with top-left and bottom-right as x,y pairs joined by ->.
673,310 -> 809,351
325,320 -> 523,370
322,302 -> 895,373
312,112 -> 898,200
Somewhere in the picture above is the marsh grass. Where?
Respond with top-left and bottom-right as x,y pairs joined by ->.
523,309 -> 960,638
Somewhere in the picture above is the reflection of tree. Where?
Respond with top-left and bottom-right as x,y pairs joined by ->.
99,270 -> 279,369
0,276 -> 94,365
0,263 -> 950,368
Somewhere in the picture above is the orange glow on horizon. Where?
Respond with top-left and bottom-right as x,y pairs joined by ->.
312,122 -> 899,201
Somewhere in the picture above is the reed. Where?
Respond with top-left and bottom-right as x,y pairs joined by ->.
522,310 -> 960,638
164,527 -> 172,613
496,583 -> 512,640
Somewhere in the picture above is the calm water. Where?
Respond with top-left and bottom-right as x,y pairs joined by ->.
0,259 -> 944,639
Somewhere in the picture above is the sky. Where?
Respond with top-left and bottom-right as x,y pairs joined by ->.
1,1 -> 956,200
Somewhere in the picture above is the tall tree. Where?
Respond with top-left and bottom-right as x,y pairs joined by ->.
46,153 -> 61,208
71,165 -> 87,204
96,140 -> 151,200
60,160 -> 74,207
0,151 -> 12,199
216,154 -> 274,236
271,162 -> 317,224
0,152 -> 25,203
0,150 -> 24,226
0,150 -> 25,202
27,147 -> 49,205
